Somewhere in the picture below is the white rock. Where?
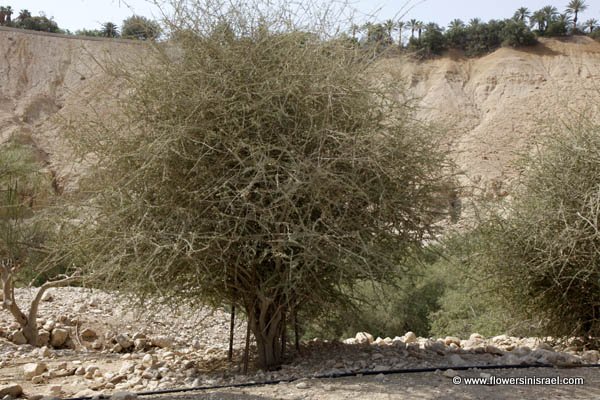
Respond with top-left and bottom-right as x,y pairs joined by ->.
355,332 -> 374,344
23,363 -> 47,380
403,332 -> 417,344
343,338 -> 357,345
444,336 -> 461,346
43,321 -> 56,331
75,366 -> 85,375
85,365 -> 100,374
31,375 -> 45,384
295,382 -> 309,389
41,291 -> 53,302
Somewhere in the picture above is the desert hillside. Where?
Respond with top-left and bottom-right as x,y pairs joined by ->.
0,27 -> 145,191
1,27 -> 600,195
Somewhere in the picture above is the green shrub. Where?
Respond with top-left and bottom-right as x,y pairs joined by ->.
501,20 -> 537,47
480,121 -> 600,344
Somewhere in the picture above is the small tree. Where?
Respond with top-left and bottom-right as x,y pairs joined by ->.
0,143 -> 78,346
101,22 -> 120,38
70,1 -> 454,369
121,15 -> 161,40
482,120 -> 600,343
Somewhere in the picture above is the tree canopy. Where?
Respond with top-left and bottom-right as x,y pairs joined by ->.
68,2 -> 454,369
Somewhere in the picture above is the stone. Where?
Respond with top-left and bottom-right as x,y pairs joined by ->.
23,363 -> 47,380
43,321 -> 55,332
151,336 -> 174,349
484,345 -> 504,355
91,340 -> 103,350
36,330 -> 50,347
142,354 -> 157,368
582,350 -> 600,364
80,328 -> 98,341
0,384 -> 22,398
41,291 -> 53,302
38,346 -> 51,358
444,336 -> 461,346
31,375 -> 45,384
355,332 -> 374,344
50,328 -> 69,347
343,338 -> 357,345
75,366 -> 85,375
134,339 -> 147,351
11,331 -> 27,346
443,369 -> 459,378
469,333 -> 484,341
403,332 -> 417,344
447,354 -> 466,366
49,385 -> 61,395
116,334 -> 133,349
295,382 -> 309,389
424,339 -> 446,355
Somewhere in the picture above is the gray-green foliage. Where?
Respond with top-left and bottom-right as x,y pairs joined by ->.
69,0 -> 454,369
121,15 -> 161,40
480,120 -> 600,343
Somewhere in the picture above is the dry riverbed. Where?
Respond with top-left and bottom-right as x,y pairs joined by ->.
1,288 -> 599,399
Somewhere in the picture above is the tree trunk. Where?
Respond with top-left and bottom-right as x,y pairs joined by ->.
2,265 -> 79,346
228,304 -> 235,362
247,298 -> 285,370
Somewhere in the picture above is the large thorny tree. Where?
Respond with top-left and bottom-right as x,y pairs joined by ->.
72,1 -> 454,369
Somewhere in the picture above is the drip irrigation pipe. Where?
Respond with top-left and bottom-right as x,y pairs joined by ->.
63,362 -> 600,400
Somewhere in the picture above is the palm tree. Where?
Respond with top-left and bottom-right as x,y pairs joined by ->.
396,21 -> 405,46
384,19 -> 395,44
448,19 -> 465,30
408,19 -> 419,39
530,10 -> 548,32
469,18 -> 482,27
541,6 -> 559,24
566,0 -> 588,32
18,9 -> 32,22
416,21 -> 424,40
5,6 -> 12,23
101,22 -> 119,38
513,7 -> 530,22
584,18 -> 598,33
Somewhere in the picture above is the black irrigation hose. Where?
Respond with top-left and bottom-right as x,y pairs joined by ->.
63,363 -> 600,400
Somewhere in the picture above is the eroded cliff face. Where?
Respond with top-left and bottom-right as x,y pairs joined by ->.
382,36 -> 600,198
0,27 -> 144,191
1,27 -> 600,197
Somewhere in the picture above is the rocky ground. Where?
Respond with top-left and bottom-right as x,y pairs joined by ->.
1,287 -> 599,399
